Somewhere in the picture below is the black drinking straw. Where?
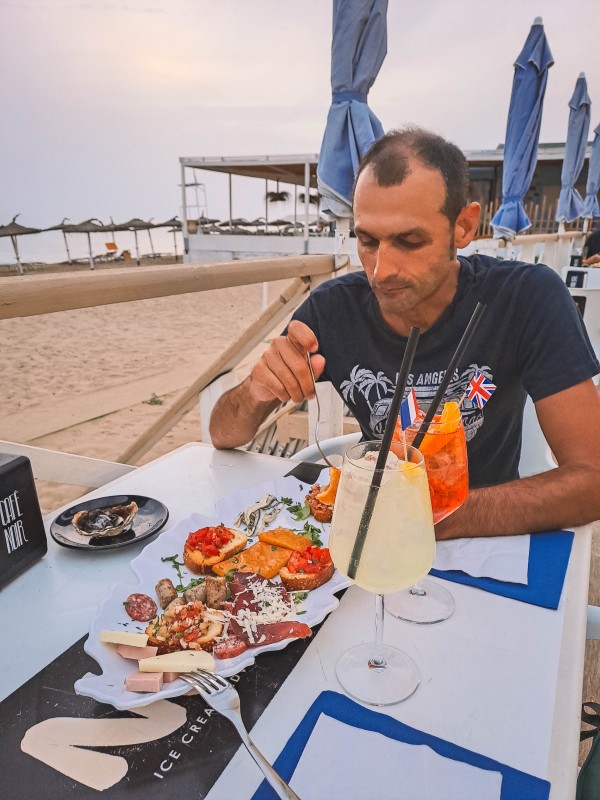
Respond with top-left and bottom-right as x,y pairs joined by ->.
347,326 -> 421,580
411,301 -> 487,451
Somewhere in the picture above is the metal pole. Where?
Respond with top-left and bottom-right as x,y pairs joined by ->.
180,163 -> 188,235
134,230 -> 140,265
265,179 -> 268,233
173,229 -> 178,261
294,184 -> 298,233
148,229 -> 156,258
229,172 -> 233,231
304,161 -> 310,253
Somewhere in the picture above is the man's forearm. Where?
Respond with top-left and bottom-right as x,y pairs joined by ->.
209,378 -> 278,450
435,464 -> 600,539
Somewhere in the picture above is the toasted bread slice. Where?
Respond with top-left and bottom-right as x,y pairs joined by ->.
183,527 -> 247,575
280,561 -> 334,591
258,527 -> 312,551
212,541 -> 291,579
279,546 -> 335,591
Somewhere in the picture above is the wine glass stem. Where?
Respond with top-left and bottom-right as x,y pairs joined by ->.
410,582 -> 427,597
369,594 -> 386,670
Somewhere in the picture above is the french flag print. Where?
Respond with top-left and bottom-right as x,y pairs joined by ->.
399,387 -> 419,430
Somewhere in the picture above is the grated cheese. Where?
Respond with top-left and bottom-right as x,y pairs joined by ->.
216,577 -> 296,643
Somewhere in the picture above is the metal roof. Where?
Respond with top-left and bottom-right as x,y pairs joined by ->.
179,154 -> 319,187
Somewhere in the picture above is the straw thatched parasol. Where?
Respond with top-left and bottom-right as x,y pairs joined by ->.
113,218 -> 156,264
154,216 -> 182,259
0,215 -> 42,273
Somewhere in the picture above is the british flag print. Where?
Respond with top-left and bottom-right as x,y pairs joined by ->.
467,371 -> 497,409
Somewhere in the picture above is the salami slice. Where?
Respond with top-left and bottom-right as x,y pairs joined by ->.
213,636 -> 248,660
124,593 -> 157,622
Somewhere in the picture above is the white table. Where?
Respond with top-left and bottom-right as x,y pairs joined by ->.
0,443 -> 591,798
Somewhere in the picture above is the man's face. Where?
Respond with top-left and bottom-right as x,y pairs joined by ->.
353,160 -> 459,330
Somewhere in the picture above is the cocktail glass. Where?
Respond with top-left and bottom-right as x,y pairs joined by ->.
328,441 -> 435,705
386,404 -> 468,624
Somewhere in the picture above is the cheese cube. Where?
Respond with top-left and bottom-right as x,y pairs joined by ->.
99,630 -> 149,647
138,650 -> 216,673
124,671 -> 164,693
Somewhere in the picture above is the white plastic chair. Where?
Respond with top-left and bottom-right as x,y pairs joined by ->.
293,432 -> 361,463
518,395 -> 556,477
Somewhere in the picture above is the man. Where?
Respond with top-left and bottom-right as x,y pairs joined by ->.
210,127 -> 600,539
582,224 -> 600,266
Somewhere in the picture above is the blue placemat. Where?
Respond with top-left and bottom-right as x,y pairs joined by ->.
252,691 -> 550,800
430,529 -> 574,609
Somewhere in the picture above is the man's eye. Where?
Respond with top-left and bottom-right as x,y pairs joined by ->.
394,239 -> 423,250
358,238 -> 377,249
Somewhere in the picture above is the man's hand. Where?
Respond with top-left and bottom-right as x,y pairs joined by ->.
247,320 -> 326,404
210,321 -> 325,450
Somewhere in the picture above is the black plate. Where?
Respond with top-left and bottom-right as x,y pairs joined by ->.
50,494 -> 169,551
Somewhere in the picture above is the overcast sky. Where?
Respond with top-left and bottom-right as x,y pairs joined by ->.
2,0 -> 600,261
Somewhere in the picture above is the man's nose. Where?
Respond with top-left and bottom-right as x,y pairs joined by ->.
374,242 -> 400,282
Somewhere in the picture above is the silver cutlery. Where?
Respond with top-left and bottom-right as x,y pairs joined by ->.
306,353 -> 337,469
180,669 -> 300,800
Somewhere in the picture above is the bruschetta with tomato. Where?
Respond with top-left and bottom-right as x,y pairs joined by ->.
279,545 -> 335,591
305,466 -> 341,523
183,524 -> 247,574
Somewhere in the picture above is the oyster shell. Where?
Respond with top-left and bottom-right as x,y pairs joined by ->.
72,501 -> 138,538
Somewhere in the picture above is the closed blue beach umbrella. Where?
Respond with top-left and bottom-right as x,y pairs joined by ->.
583,123 -> 600,219
491,18 -> 554,239
556,74 -> 591,223
317,0 -> 387,218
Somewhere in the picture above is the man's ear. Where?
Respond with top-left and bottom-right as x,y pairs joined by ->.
454,202 -> 481,249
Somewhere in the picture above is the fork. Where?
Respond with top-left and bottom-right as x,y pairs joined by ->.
306,353 -> 337,470
180,669 -> 300,800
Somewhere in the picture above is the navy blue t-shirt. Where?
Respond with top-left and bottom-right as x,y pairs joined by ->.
291,255 -> 599,488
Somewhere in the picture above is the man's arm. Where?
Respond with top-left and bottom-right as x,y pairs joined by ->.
209,320 -> 325,450
435,379 -> 600,539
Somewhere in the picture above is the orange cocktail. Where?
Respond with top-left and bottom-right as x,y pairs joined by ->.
393,402 -> 468,523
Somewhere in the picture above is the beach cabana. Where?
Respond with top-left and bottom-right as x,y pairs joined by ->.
0,215 -> 42,274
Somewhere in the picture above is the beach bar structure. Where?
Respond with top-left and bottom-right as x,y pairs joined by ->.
179,154 -> 347,264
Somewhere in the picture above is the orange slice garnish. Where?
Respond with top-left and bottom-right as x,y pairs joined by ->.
315,466 -> 341,505
418,402 -> 462,456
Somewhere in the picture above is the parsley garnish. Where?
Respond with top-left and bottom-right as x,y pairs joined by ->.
224,569 -> 236,582
161,553 -> 205,593
281,495 -> 310,520
291,521 -> 323,546
288,502 -> 311,521
292,591 -> 309,605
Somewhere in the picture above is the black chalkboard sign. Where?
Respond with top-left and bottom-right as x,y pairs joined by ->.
0,453 -> 47,589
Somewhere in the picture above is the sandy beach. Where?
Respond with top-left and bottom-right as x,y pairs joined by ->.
0,258 -> 291,512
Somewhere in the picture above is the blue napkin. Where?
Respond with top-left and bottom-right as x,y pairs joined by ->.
252,691 -> 550,800
429,529 -> 574,609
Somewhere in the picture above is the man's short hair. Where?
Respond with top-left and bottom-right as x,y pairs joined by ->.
355,127 -> 470,224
